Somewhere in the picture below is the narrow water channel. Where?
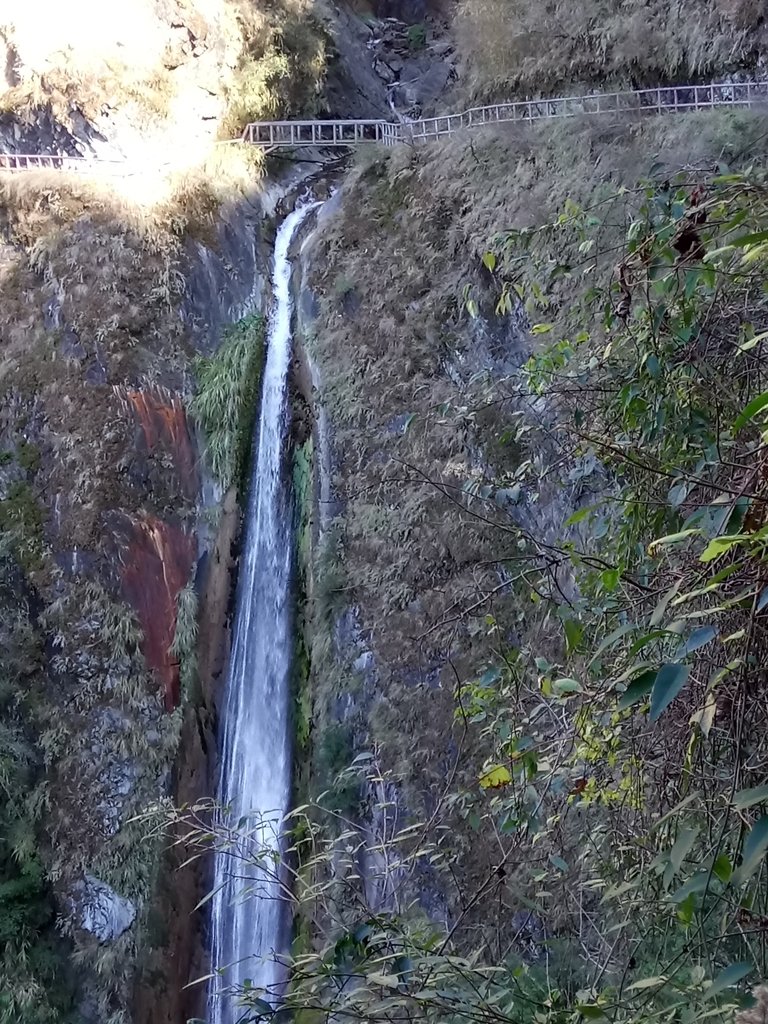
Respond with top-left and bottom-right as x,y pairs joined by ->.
208,200 -> 319,1024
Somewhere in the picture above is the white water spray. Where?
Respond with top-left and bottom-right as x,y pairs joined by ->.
208,200 -> 319,1024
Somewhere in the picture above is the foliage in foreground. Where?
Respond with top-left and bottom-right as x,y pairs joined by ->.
191,313 -> 266,490
174,165 -> 768,1024
0,550 -> 77,1024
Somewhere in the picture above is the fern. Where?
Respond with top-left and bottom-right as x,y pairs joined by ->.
190,313 -> 266,489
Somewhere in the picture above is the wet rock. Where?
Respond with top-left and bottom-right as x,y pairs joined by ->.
54,547 -> 99,577
353,650 -> 374,673
97,759 -> 138,837
374,58 -> 397,83
320,5 -> 392,119
180,200 -> 269,354
429,39 -> 454,57
72,875 -> 136,942
112,513 -> 196,710
399,62 -> 453,107
385,413 -> 413,436
0,103 -> 106,157
113,386 -> 199,501
60,327 -> 86,361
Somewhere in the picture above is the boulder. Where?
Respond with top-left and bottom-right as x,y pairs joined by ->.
72,875 -> 136,942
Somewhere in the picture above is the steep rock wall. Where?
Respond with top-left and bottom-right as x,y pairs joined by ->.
0,168 -> 274,1019
293,109 -> 768,949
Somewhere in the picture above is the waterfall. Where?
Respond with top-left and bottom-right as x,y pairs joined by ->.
208,200 -> 319,1024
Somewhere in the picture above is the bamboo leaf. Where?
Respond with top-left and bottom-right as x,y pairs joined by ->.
734,815 -> 768,884
669,826 -> 699,872
617,669 -> 655,710
650,664 -> 690,721
703,962 -> 752,1001
734,392 -> 768,433
733,785 -> 768,810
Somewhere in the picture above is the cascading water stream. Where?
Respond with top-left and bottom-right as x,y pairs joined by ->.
208,200 -> 319,1024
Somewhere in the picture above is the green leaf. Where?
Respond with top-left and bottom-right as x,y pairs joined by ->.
482,251 -> 497,272
700,535 -> 743,563
629,629 -> 675,658
479,666 -> 502,686
703,962 -> 752,1001
479,765 -> 512,789
566,505 -> 594,526
591,623 -> 634,665
577,1005 -> 606,1019
732,229 -> 768,247
601,567 -> 620,592
674,625 -> 718,659
627,976 -> 669,991
677,891 -> 696,925
650,664 -> 691,721
563,618 -> 583,654
736,329 -> 768,353
734,785 -> 768,810
670,870 -> 709,902
617,669 -> 656,710
670,826 -> 699,872
734,392 -> 768,433
650,580 -> 682,626
734,815 -> 768,883
549,855 -> 569,872
648,529 -> 700,554
366,972 -> 401,989
248,998 -> 275,1016
531,323 -> 554,335
713,853 -> 733,883
553,677 -> 583,696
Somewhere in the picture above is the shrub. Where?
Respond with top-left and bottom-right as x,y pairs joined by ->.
191,313 -> 266,490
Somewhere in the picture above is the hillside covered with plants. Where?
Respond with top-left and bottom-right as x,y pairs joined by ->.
5,0 -> 768,1022
248,114 -> 768,1024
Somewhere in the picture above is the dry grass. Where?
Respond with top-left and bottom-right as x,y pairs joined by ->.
454,0 -> 768,100
1,0 -> 325,172
0,0 -> 231,129
304,108 -> 768,934
220,0 -> 327,136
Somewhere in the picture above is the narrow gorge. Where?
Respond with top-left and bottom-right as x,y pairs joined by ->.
209,200 -> 320,1021
3,2 -> 768,1024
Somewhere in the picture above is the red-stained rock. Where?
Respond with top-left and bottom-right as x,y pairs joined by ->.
116,514 -> 196,711
114,386 -> 199,500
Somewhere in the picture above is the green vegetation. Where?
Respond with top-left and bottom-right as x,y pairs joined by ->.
0,554 -> 78,1023
221,0 -> 327,136
407,23 -> 427,51
455,0 -> 768,99
188,112 -> 768,1024
0,481 -> 45,574
170,581 -> 199,702
292,435 -> 315,796
191,313 -> 266,490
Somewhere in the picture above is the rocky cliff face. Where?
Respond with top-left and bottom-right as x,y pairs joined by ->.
0,155 -> 276,1016
291,109 -> 768,950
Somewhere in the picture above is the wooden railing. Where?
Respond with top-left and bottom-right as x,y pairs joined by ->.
2,81 -> 767,171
